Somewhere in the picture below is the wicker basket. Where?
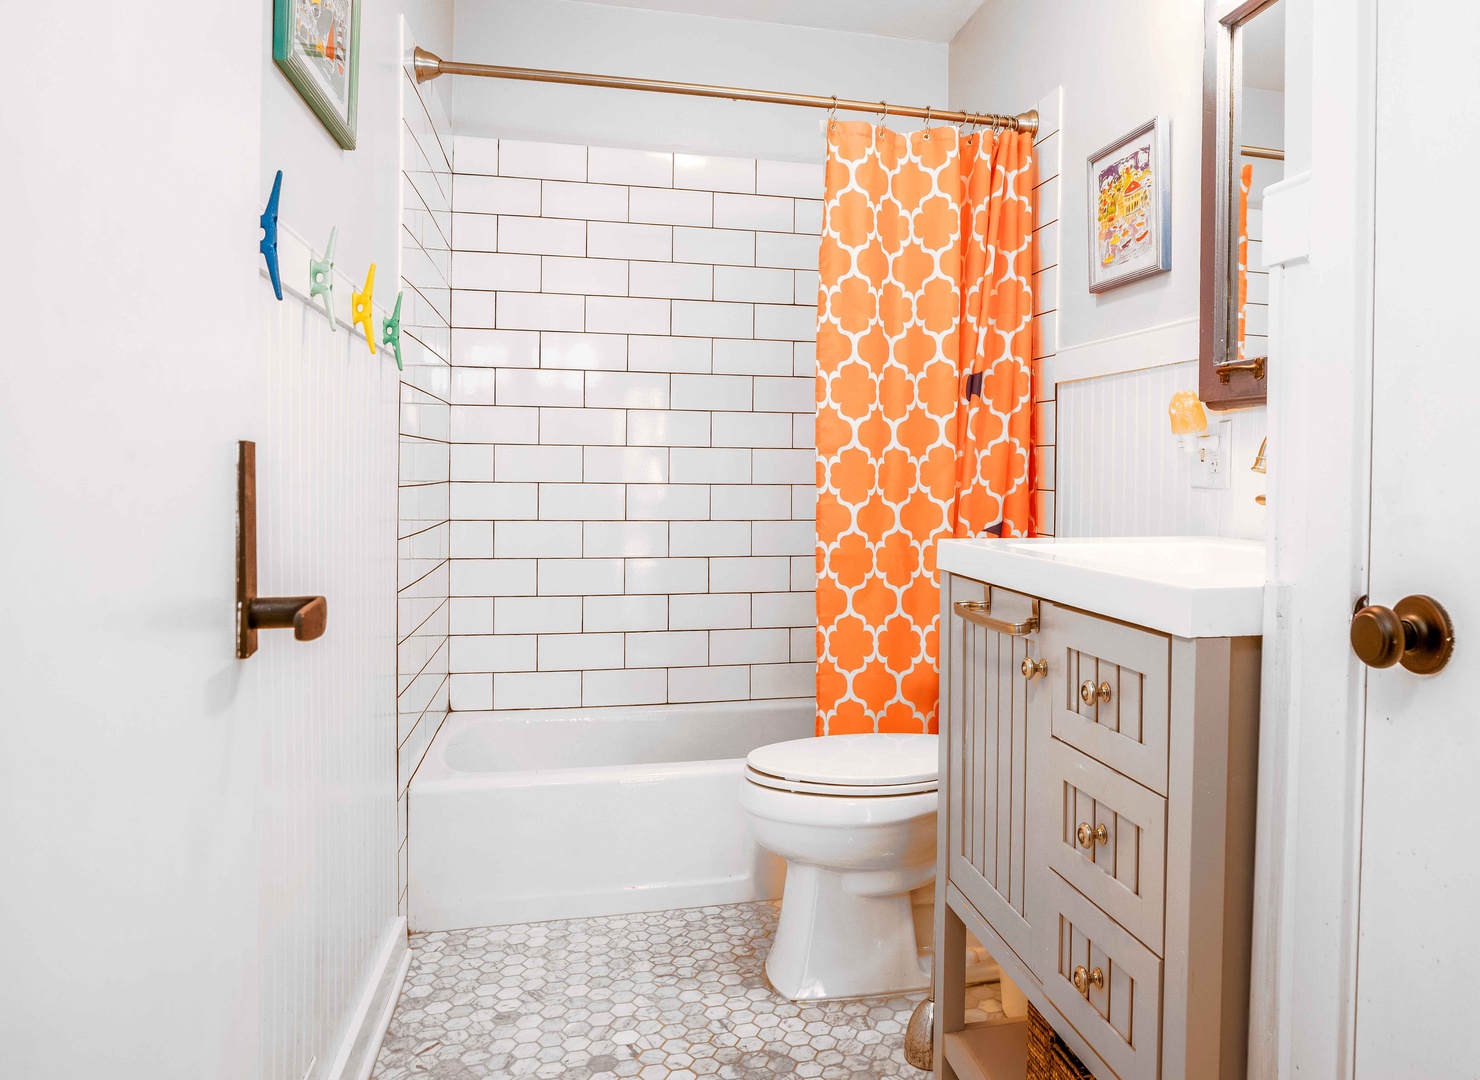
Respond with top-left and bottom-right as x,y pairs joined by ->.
1026,1003 -> 1094,1080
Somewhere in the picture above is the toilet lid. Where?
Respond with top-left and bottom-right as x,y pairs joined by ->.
745,733 -> 938,792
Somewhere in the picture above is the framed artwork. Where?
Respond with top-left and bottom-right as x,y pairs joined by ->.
273,0 -> 362,150
1086,116 -> 1171,292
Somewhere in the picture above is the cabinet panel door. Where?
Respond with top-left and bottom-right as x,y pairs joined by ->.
1041,603 -> 1171,795
1046,738 -> 1167,955
942,575 -> 1050,975
1041,871 -> 1163,1080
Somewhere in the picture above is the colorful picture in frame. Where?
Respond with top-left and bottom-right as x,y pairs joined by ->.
273,0 -> 361,150
1086,116 -> 1171,292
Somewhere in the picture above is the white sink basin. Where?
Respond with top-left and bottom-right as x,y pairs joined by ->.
936,536 -> 1266,638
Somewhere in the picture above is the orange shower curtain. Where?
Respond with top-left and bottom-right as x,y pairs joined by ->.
815,121 -> 1036,736
1238,163 -> 1253,359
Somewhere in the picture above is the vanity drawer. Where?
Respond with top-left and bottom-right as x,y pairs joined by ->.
1042,603 -> 1171,795
1041,872 -> 1163,1080
1046,738 -> 1167,955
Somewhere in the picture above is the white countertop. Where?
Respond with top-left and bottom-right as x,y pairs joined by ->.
937,536 -> 1267,638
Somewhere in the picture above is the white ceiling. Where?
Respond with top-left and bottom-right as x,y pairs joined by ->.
560,0 -> 989,44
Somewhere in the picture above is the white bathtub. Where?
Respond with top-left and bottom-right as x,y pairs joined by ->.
408,698 -> 815,931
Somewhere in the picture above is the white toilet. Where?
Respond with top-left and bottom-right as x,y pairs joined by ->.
740,732 -> 939,1001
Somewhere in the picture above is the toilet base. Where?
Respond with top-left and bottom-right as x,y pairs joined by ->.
765,862 -> 932,1001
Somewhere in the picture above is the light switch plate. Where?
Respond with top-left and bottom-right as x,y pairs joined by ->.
1191,420 -> 1233,489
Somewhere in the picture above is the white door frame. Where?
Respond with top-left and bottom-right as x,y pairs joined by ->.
1246,0 -> 1377,1077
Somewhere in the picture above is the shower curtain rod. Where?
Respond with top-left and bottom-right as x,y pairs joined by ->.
411,48 -> 1039,135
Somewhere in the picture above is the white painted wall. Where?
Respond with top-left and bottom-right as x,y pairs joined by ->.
449,0 -> 951,161
262,0 -> 453,289
950,0 -> 1267,540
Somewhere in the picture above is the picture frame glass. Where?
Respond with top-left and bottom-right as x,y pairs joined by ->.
1087,119 -> 1170,292
275,0 -> 360,149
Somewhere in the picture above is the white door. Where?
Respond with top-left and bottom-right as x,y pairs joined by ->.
1355,0 -> 1480,1073
0,4 -> 265,1078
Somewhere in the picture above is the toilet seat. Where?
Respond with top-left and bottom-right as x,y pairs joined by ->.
744,765 -> 936,797
744,733 -> 938,797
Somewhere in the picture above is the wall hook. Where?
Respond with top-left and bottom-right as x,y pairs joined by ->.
352,263 -> 377,353
309,226 -> 337,330
382,291 -> 404,371
260,170 -> 283,300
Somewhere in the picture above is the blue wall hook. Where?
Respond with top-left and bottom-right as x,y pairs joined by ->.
260,171 -> 283,300
382,291 -> 404,371
309,226 -> 337,330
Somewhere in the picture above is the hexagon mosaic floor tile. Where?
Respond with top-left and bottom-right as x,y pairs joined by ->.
372,901 -> 1004,1079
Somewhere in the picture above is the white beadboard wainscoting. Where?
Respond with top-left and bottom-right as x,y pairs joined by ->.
259,285 -> 402,1080
443,136 -> 823,713
1057,360 -> 1267,539
397,40 -> 454,915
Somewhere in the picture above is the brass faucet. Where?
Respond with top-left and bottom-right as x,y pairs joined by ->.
1252,437 -> 1267,505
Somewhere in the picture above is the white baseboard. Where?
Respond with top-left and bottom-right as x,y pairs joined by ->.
325,917 -> 411,1080
1054,315 -> 1198,384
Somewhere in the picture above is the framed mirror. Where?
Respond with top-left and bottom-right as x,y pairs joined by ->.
1200,0 -> 1284,408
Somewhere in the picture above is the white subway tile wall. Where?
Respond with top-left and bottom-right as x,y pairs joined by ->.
398,52 -> 454,912
449,137 -> 824,711
1031,89 -> 1062,537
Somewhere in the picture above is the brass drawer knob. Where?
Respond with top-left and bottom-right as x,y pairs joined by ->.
1076,822 -> 1108,849
1071,965 -> 1106,996
1079,679 -> 1112,706
1020,657 -> 1048,680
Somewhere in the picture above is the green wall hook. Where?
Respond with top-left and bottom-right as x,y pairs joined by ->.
309,226 -> 337,331
382,291 -> 404,371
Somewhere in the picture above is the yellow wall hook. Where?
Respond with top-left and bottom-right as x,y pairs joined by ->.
352,263 -> 377,354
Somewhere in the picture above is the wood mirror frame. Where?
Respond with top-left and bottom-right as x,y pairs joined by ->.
1200,0 -> 1278,409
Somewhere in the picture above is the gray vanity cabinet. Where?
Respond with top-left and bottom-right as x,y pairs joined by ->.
934,575 -> 1261,1080
941,575 -> 1051,975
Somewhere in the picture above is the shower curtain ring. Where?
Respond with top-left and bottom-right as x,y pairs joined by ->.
878,100 -> 890,129
828,95 -> 838,131
923,106 -> 932,138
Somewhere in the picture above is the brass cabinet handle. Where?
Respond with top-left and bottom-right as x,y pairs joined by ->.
954,598 -> 1040,637
1020,657 -> 1048,680
1071,965 -> 1105,996
1079,679 -> 1112,706
236,440 -> 329,658
1076,822 -> 1108,848
1350,594 -> 1454,674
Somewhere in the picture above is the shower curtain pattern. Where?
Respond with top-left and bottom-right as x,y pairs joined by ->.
1238,163 -> 1252,359
814,121 -> 1036,736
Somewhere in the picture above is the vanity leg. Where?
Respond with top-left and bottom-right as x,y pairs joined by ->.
933,899 -> 966,1077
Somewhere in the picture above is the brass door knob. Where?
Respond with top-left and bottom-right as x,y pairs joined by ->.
1079,679 -> 1112,706
1076,822 -> 1108,848
1021,657 -> 1048,680
1350,594 -> 1454,674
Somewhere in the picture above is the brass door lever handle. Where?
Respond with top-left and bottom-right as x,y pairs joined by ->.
248,595 -> 327,642
237,440 -> 328,658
